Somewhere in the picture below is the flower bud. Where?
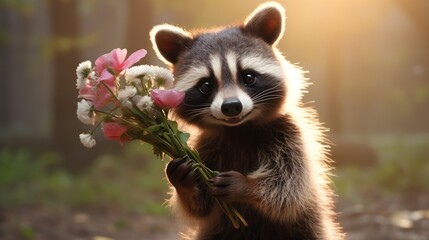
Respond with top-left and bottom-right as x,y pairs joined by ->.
151,89 -> 185,109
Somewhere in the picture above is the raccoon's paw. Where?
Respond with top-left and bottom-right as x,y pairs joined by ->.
166,156 -> 198,194
209,171 -> 254,203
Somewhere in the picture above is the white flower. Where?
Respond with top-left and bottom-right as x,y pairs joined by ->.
126,78 -> 142,87
124,65 -> 174,89
76,61 -> 92,89
88,71 -> 97,80
77,99 -> 95,125
118,86 -> 137,101
133,95 -> 153,112
122,99 -> 133,109
76,60 -> 92,78
125,65 -> 155,82
76,78 -> 87,90
152,66 -> 174,89
79,133 -> 96,148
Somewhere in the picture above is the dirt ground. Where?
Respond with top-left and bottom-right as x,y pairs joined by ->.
338,193 -> 429,240
1,194 -> 429,240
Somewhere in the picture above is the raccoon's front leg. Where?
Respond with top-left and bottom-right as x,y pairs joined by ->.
166,157 -> 213,217
209,171 -> 259,205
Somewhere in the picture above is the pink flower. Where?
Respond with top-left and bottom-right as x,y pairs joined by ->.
95,48 -> 147,82
151,89 -> 185,109
79,80 -> 116,109
102,122 -> 129,143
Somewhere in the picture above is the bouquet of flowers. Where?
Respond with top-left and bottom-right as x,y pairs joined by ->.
75,48 -> 247,228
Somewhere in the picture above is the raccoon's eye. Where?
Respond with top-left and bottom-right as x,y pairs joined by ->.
199,80 -> 212,95
242,71 -> 258,86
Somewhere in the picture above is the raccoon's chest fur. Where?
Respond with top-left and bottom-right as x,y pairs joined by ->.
195,115 -> 297,173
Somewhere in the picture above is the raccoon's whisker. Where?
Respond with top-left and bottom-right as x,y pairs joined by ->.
253,91 -> 284,98
185,107 -> 210,111
252,90 -> 283,101
255,92 -> 283,99
186,106 -> 211,111
253,96 -> 284,104
252,90 -> 284,102
253,88 -> 282,97
252,84 -> 280,97
253,85 -> 284,94
251,84 -> 284,101
188,111 -> 209,117
184,103 -> 212,108
185,107 -> 211,118
186,109 -> 210,115
189,113 -> 207,118
255,96 -> 284,102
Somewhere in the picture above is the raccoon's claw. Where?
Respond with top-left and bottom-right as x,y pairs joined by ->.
209,171 -> 251,203
166,156 -> 198,193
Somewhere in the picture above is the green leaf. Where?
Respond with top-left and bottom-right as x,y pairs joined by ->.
145,124 -> 162,133
167,120 -> 179,134
172,150 -> 185,159
161,132 -> 173,143
178,132 -> 190,144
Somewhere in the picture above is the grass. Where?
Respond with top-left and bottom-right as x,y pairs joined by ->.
0,142 -> 170,215
334,134 -> 429,200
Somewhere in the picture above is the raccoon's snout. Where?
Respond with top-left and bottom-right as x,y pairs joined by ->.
221,98 -> 243,117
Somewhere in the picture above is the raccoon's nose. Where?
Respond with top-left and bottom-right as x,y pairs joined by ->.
221,98 -> 243,117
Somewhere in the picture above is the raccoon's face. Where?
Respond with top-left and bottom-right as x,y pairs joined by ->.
151,2 -> 287,128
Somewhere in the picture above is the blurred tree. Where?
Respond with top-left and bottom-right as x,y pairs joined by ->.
126,0 -> 153,54
48,0 -> 90,171
0,2 -> 52,143
326,38 -> 343,134
397,0 -> 429,132
322,2 -> 348,134
0,8 -> 12,129
397,0 -> 429,39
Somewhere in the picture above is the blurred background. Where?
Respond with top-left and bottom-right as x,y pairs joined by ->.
1,0 -> 428,239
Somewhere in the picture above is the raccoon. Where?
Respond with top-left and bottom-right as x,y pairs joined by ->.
150,2 -> 344,239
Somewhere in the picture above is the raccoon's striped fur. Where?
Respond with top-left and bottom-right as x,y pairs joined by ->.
150,2 -> 344,239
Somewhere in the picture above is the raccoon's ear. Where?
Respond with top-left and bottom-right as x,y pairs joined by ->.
150,24 -> 192,65
244,2 -> 285,46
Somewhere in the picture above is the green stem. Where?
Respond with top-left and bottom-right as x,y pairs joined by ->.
93,109 -> 146,131
160,110 -> 186,153
141,78 -> 151,96
139,133 -> 175,157
90,119 -> 103,135
128,106 -> 155,128
100,81 -> 121,105
90,107 -> 119,135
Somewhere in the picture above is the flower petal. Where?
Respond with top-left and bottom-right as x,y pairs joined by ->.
112,48 -> 127,67
79,83 -> 96,102
122,49 -> 147,69
77,99 -> 95,125
118,86 -> 137,101
103,122 -> 128,141
79,133 -> 96,148
95,53 -> 113,75
92,84 -> 115,109
98,69 -> 115,82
